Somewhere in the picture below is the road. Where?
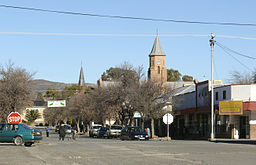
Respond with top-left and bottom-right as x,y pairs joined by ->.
1,130 -> 256,165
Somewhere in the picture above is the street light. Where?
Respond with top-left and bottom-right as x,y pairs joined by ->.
209,33 -> 215,140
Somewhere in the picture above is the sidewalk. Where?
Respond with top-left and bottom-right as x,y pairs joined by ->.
209,138 -> 256,145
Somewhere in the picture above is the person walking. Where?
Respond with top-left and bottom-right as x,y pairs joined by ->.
59,124 -> 66,141
72,125 -> 77,140
46,127 -> 50,137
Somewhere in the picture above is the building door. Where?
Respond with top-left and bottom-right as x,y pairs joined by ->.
240,116 -> 249,139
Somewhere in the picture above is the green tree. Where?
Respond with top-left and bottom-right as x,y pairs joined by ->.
62,84 -> 82,100
182,75 -> 193,82
25,109 -> 41,124
167,69 -> 181,81
36,92 -> 44,101
101,67 -> 124,81
44,88 -> 60,100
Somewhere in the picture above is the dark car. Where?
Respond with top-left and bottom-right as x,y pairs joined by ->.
97,127 -> 108,138
120,126 -> 149,140
0,123 -> 42,146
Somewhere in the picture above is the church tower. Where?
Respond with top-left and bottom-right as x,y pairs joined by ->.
78,64 -> 85,87
148,35 -> 167,85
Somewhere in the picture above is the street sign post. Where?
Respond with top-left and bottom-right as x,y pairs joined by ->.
7,112 -> 22,124
163,113 -> 173,140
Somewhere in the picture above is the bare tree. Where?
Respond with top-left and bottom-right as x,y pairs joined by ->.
0,62 -> 34,122
228,70 -> 256,84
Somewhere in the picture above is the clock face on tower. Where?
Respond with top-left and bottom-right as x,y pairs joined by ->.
157,59 -> 161,65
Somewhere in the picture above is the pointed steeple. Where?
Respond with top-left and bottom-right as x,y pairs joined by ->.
149,35 -> 165,56
78,63 -> 85,87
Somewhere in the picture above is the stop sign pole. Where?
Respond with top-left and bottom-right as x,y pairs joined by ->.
163,113 -> 173,140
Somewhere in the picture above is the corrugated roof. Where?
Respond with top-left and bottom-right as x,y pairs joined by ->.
149,35 -> 165,56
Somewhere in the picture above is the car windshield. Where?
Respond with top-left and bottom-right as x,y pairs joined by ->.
129,127 -> 142,132
21,124 -> 32,129
92,126 -> 102,129
64,125 -> 71,129
111,126 -> 122,130
100,127 -> 107,131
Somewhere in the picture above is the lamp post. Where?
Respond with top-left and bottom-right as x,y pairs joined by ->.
209,33 -> 215,140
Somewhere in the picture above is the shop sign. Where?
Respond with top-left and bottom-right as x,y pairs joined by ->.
219,101 -> 243,115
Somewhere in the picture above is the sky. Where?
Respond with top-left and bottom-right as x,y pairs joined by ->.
0,0 -> 256,84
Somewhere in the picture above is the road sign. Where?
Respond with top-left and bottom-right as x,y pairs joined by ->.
163,113 -> 173,124
8,112 -> 22,124
47,100 -> 66,107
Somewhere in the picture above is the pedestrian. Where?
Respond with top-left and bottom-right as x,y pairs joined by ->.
46,126 -> 50,137
72,125 -> 77,140
59,124 -> 66,141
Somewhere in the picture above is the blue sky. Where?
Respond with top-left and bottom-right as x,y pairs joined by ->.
0,0 -> 256,84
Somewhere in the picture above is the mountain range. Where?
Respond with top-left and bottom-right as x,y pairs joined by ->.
30,79 -> 96,93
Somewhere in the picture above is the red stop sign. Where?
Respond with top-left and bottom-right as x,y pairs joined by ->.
8,112 -> 22,124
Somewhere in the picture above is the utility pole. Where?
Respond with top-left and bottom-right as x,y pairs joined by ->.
209,33 -> 215,140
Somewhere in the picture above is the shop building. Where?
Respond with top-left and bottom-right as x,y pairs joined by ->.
173,80 -> 256,139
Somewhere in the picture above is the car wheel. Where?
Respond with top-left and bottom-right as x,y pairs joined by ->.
14,136 -> 23,146
24,142 -> 33,147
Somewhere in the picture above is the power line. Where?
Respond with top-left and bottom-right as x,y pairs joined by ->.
1,32 -> 256,41
216,41 -> 256,60
216,42 -> 254,72
1,4 -> 256,27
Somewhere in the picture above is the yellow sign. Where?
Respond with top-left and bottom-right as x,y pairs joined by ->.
219,101 -> 243,115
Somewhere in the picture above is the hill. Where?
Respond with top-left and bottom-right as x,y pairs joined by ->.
30,79 -> 96,93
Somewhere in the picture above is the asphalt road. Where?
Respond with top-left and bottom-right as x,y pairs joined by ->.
1,131 -> 256,165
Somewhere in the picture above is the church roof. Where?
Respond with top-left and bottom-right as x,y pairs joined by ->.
78,65 -> 85,86
149,35 -> 165,56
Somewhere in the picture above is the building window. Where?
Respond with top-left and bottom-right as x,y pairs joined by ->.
223,90 -> 226,100
216,92 -> 219,100
158,66 -> 160,74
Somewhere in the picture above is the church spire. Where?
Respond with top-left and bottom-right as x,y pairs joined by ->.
78,63 -> 85,87
149,35 -> 165,56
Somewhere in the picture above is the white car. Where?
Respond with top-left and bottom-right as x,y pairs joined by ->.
107,125 -> 122,138
89,125 -> 102,137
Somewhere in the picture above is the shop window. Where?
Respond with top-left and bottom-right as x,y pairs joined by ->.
223,90 -> 226,100
216,92 -> 219,100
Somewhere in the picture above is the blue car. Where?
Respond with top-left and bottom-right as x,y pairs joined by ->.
97,127 -> 108,138
0,123 -> 42,146
120,126 -> 149,140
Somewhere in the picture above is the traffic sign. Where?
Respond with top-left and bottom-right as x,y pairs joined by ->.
8,112 -> 22,124
163,113 -> 173,125
47,100 -> 66,107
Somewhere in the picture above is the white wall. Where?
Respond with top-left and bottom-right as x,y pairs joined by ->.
214,84 -> 256,103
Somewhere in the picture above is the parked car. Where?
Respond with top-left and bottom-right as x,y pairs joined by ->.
0,123 -> 42,146
120,126 -> 149,140
89,125 -> 102,137
63,124 -> 72,134
55,125 -> 60,132
97,127 -> 108,138
55,124 -> 72,134
107,125 -> 122,138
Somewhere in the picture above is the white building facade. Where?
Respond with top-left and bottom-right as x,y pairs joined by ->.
173,81 -> 256,139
